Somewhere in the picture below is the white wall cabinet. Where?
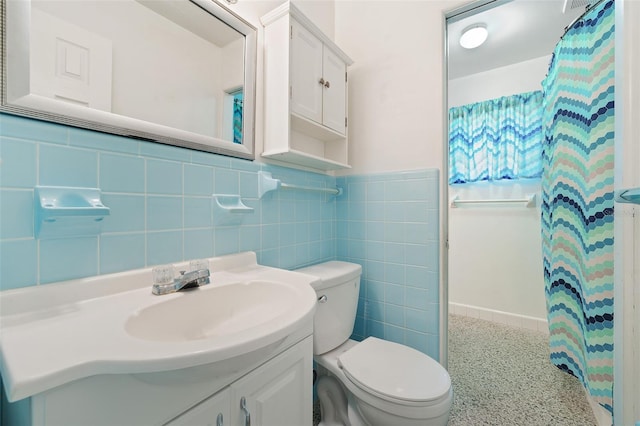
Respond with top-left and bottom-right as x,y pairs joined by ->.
290,20 -> 346,136
262,2 -> 353,172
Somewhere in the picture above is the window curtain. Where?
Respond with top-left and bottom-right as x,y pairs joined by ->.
540,0 -> 615,415
449,91 -> 543,184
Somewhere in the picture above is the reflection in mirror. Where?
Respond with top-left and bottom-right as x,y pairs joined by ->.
1,0 -> 256,159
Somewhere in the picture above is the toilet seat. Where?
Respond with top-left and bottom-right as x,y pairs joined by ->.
337,337 -> 451,405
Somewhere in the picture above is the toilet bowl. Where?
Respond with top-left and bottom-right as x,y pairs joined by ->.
316,375 -> 350,426
296,261 -> 452,426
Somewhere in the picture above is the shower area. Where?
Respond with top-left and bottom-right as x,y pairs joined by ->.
446,0 -> 584,332
445,0 -> 626,424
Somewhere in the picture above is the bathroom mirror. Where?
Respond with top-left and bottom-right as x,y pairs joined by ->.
1,0 -> 257,159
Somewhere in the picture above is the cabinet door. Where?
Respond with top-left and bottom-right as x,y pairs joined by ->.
230,338 -> 312,426
290,19 -> 323,124
321,46 -> 347,135
166,388 -> 231,426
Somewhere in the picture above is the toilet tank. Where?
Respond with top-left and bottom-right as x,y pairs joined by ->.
296,261 -> 362,355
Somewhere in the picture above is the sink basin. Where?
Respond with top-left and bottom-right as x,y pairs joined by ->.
0,252 -> 318,402
126,281 -> 298,342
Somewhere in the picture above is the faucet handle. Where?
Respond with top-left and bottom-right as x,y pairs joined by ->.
189,258 -> 210,272
152,264 -> 175,285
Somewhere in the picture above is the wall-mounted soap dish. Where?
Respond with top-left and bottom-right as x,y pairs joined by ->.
35,186 -> 110,239
212,194 -> 254,226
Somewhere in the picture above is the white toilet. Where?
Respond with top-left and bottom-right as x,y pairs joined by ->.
297,261 -> 453,426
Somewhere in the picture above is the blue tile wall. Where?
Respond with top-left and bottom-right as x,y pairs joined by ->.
336,170 -> 440,360
0,113 -> 440,360
0,114 -> 336,288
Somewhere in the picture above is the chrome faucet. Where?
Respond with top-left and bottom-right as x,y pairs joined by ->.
152,268 -> 211,295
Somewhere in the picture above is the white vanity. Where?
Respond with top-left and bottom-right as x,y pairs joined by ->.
0,252 -> 317,425
261,2 -> 353,171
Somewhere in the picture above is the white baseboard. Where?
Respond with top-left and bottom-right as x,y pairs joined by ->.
449,302 -> 549,334
583,387 -> 613,426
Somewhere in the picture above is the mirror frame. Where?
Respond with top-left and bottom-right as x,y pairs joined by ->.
0,0 -> 257,160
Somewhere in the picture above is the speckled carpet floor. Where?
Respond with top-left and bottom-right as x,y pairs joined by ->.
448,314 -> 598,426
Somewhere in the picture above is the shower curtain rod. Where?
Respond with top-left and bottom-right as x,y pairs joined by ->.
561,0 -> 609,40
450,194 -> 536,208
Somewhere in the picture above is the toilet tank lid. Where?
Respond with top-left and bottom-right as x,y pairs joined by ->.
295,261 -> 361,291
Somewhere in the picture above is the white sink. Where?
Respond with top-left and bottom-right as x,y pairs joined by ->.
0,252 -> 318,402
125,280 -> 300,342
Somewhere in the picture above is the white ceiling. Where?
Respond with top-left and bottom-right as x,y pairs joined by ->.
447,0 -> 587,80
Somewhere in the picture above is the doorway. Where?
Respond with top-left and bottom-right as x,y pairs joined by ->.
443,0 -> 601,424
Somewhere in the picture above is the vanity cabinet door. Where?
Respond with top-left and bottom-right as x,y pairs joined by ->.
229,337 -> 312,426
166,388 -> 231,426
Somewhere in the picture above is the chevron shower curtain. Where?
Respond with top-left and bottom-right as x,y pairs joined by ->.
540,0 -> 615,414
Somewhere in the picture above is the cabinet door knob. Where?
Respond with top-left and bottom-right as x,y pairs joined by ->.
324,80 -> 330,88
240,397 -> 251,426
216,413 -> 223,426
318,78 -> 325,86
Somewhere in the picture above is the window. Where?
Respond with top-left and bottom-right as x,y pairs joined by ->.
449,90 -> 543,184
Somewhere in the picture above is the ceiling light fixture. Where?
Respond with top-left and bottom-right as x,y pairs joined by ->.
460,24 -> 488,49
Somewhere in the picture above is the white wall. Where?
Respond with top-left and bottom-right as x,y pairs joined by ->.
449,54 -> 551,107
233,0 -> 334,37
448,181 -> 546,321
334,1 -> 466,175
108,6 -> 224,137
447,56 -> 549,323
221,38 -> 245,92
615,1 -> 640,423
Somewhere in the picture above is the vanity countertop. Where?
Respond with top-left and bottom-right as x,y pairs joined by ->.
0,252 -> 318,402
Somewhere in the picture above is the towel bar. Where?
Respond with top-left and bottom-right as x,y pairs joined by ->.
450,194 -> 536,208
